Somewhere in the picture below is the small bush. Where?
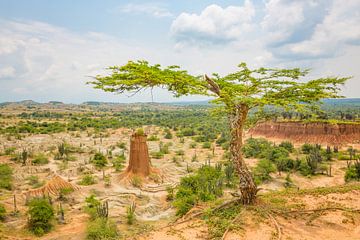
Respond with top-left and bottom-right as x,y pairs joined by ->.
91,152 -> 107,169
147,135 -> 159,141
126,202 -> 136,225
0,164 -> 12,190
173,165 -> 224,216
202,142 -> 212,149
242,138 -> 272,158
130,176 -> 142,188
78,174 -> 96,186
86,218 -> 119,240
32,153 -> 49,165
84,194 -> 100,220
253,159 -> 276,185
27,198 -> 54,236
345,161 -> 360,182
27,175 -> 45,188
151,151 -> 164,159
0,204 -> 6,221
279,141 -> 294,152
112,154 -> 125,172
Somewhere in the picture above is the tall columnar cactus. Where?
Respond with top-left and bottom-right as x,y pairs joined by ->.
96,200 -> 109,218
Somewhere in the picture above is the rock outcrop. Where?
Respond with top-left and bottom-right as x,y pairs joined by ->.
126,132 -> 152,176
249,121 -> 360,145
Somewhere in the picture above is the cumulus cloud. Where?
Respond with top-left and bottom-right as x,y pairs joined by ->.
261,0 -> 360,59
117,3 -> 172,18
171,0 -> 255,45
0,66 -> 15,78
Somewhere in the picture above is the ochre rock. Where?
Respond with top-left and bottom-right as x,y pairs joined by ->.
125,132 -> 152,177
249,121 -> 360,146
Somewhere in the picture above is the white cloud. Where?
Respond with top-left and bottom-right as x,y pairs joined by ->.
171,0 -> 255,44
117,3 -> 172,18
0,66 -> 15,78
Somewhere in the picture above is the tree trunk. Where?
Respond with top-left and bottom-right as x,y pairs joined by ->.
229,104 -> 257,204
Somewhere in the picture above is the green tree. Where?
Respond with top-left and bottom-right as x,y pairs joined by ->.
90,60 -> 348,204
27,198 -> 54,236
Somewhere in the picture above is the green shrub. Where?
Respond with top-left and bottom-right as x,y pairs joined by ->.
84,194 -> 100,220
301,143 -> 316,154
279,141 -> 294,152
189,142 -> 197,148
126,202 -> 136,225
253,159 -> 276,185
86,218 -> 119,240
164,130 -> 173,139
202,142 -> 212,149
27,175 -> 45,188
242,138 -> 272,158
91,152 -> 107,169
136,128 -> 144,136
266,147 -> 289,162
4,147 -> 16,155
0,164 -> 12,190
147,135 -> 159,141
112,154 -> 125,172
0,204 -> 6,221
151,151 -> 164,159
173,165 -> 224,216
130,176 -> 142,188
27,198 -> 54,236
345,161 -> 360,182
32,153 -> 49,165
78,174 -> 96,185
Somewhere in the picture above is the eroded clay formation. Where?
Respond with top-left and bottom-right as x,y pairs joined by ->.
249,121 -> 360,145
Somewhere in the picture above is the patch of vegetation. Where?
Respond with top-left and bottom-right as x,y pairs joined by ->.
173,165 -> 224,216
27,175 -> 45,188
78,174 -> 97,186
0,164 -> 13,190
112,153 -> 126,172
86,218 -> 119,240
27,198 -> 54,236
0,203 -> 6,221
32,153 -> 49,165
345,160 -> 360,182
130,176 -> 142,188
91,152 -> 107,169
126,202 -> 136,225
253,159 -> 276,185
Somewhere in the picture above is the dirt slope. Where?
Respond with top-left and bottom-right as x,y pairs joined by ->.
249,121 -> 360,146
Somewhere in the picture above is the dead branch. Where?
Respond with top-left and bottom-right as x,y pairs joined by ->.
268,213 -> 282,240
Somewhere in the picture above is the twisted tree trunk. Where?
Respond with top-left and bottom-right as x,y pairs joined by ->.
229,104 -> 257,204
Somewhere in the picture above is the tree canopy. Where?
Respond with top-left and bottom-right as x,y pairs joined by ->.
90,60 -> 350,113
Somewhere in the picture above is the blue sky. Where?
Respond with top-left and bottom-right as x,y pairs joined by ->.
0,0 -> 359,103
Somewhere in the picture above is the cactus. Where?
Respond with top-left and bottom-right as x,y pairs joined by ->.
96,200 -> 109,218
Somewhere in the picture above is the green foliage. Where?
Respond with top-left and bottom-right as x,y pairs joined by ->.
224,162 -> 236,187
126,202 -> 136,225
0,203 -> 6,221
112,154 -> 126,172
147,135 -> 159,141
166,186 -> 174,201
202,142 -> 212,149
130,176 -> 142,188
242,138 -> 272,158
345,160 -> 360,182
164,129 -> 173,139
4,147 -> 16,155
32,153 -> 49,165
173,165 -> 224,216
301,143 -> 316,154
78,174 -> 97,186
27,198 -> 54,236
136,128 -> 144,136
0,164 -> 13,190
279,141 -> 294,152
27,175 -> 45,189
91,152 -> 107,169
84,194 -> 100,220
86,218 -> 119,240
253,159 -> 276,185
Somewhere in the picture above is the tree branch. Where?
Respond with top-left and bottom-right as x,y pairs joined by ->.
205,74 -> 221,96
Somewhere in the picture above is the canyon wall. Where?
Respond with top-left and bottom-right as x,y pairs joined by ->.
249,121 -> 360,145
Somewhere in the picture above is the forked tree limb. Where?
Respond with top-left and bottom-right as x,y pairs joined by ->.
204,74 -> 221,96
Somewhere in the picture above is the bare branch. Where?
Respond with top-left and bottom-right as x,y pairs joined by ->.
205,74 -> 221,96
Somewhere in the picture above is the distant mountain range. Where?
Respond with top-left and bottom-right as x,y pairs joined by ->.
1,98 -> 360,107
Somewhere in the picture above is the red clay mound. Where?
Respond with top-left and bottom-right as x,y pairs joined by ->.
25,175 -> 79,199
120,132 -> 160,181
249,121 -> 360,146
